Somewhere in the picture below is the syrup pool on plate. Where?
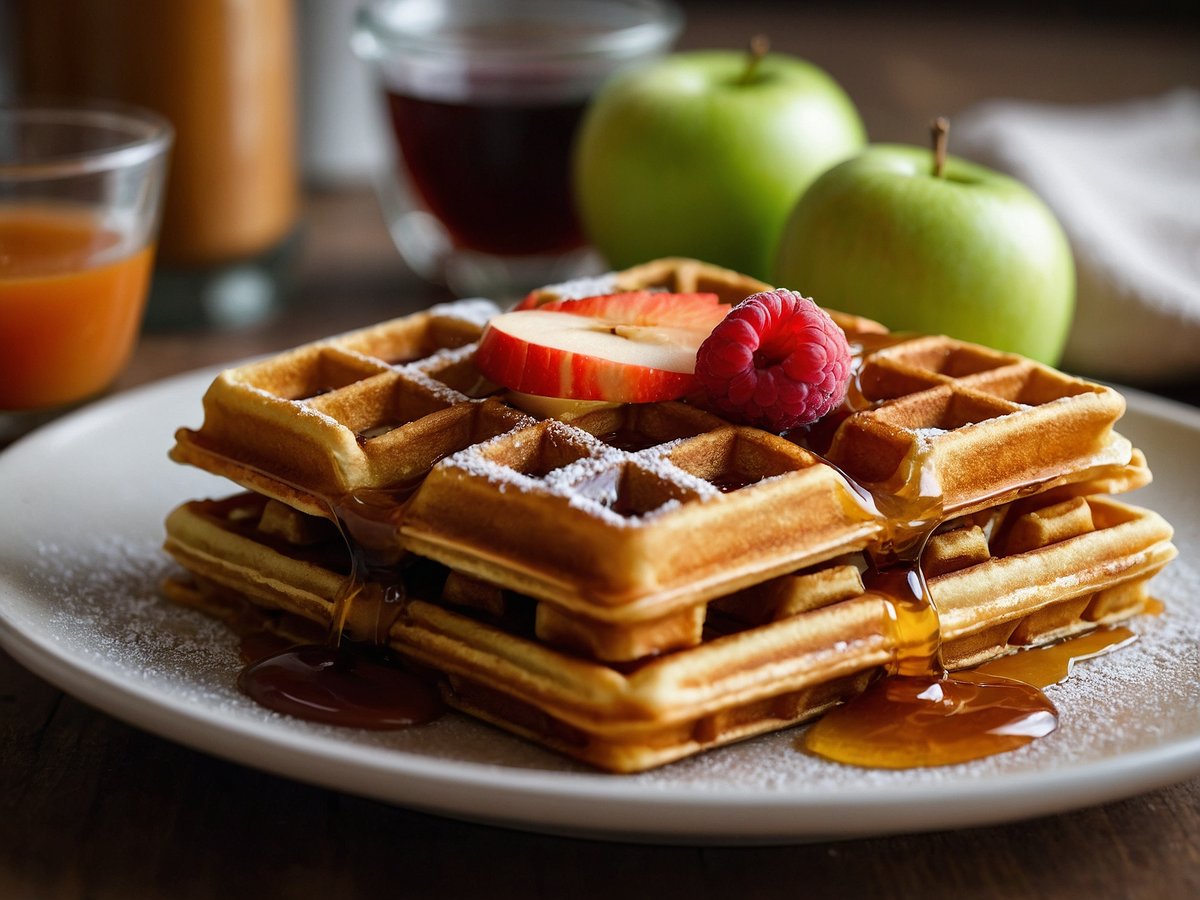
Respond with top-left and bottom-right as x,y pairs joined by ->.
801,551 -> 1062,769
229,478 -> 445,731
234,560 -> 445,732
803,623 -> 1146,768
238,644 -> 443,730
786,444 -> 1071,771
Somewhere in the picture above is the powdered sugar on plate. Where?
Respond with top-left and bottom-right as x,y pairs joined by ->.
641,556 -> 1200,792
19,525 -> 1200,791
2,369 -> 1198,839
34,536 -> 245,700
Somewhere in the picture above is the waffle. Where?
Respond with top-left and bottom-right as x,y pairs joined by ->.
528,259 -> 1137,512
163,489 -> 1176,772
164,257 -> 1172,771
170,265 -> 1143,634
168,299 -> 522,518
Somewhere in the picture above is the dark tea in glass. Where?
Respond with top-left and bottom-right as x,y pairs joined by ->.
385,91 -> 587,257
354,0 -> 682,297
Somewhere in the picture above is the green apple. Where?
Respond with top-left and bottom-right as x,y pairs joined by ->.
773,144 -> 1075,364
572,48 -> 865,281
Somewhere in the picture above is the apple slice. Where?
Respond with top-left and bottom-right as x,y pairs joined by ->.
505,391 -> 621,420
475,292 -> 730,402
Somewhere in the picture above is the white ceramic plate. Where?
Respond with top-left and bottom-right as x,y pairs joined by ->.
1,369 -> 1198,844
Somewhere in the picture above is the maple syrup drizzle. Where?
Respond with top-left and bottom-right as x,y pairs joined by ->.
791,341 -> 1152,769
193,341 -> 1154,758
969,626 -> 1136,690
214,455 -> 442,730
707,472 -> 766,493
788,400 -> 1070,769
804,670 -> 1058,769
238,626 -> 295,665
801,538 -> 1065,768
811,622 -> 1149,768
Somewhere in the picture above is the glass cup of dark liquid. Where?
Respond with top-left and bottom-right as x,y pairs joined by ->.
353,0 -> 682,300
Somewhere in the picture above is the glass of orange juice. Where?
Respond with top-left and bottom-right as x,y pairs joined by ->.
0,102 -> 172,439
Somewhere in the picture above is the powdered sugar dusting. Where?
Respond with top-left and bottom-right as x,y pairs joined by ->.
430,298 -> 500,328
410,342 -> 478,373
632,556 -> 1200,791
19,531 -> 1199,790
36,536 -> 244,698
439,430 -> 534,489
20,534 -> 587,762
436,417 -> 730,526
528,274 -> 619,304
394,362 -> 470,406
914,426 -> 949,443
630,448 -> 723,501
230,377 -> 345,430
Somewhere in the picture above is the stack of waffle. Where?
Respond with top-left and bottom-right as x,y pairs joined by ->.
163,259 -> 1176,773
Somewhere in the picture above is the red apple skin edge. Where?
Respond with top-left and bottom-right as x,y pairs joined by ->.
477,324 -> 697,403
475,294 -> 731,404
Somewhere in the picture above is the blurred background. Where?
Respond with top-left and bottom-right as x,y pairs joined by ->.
0,0 -> 1196,386
6,1 -> 1191,179
1,4 -> 1199,894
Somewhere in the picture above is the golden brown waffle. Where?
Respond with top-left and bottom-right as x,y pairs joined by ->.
815,333 -> 1135,516
164,258 -> 1173,770
169,300 -> 526,518
399,407 -> 884,641
163,489 -> 1176,772
170,266 -> 1143,632
524,257 -> 1138,514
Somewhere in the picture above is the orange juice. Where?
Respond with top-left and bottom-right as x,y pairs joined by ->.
0,207 -> 154,410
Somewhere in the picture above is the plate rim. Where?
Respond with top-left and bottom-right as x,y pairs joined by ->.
1,367 -> 1198,840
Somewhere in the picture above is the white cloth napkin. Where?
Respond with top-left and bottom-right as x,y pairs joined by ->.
954,89 -> 1200,382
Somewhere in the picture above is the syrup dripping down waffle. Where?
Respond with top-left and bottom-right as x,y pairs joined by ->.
163,258 -> 1174,771
163,489 -> 1175,772
171,278 -> 1143,622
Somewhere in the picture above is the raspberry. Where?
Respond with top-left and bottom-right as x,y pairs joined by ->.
695,289 -> 852,431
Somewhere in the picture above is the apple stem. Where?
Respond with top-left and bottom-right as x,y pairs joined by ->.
739,35 -> 770,85
931,116 -> 950,178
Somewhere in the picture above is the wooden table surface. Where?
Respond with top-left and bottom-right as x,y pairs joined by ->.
3,5 -> 1199,898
